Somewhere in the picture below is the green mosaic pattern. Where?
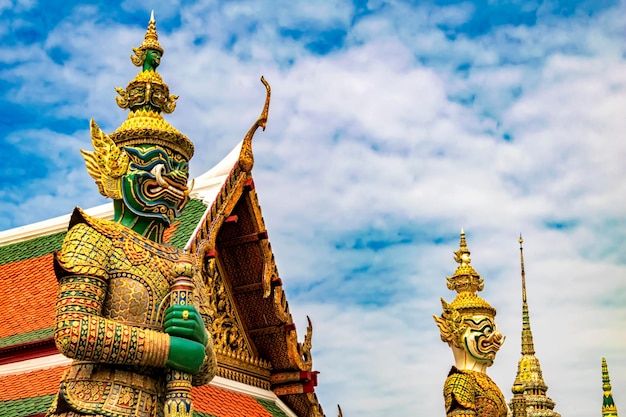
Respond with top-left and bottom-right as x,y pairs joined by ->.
169,199 -> 208,249
0,327 -> 55,349
0,199 -> 206,265
0,231 -> 66,265
0,394 -> 55,417
193,412 -> 218,417
256,398 -> 291,417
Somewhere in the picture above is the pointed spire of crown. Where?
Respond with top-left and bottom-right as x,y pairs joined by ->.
603,357 -> 619,417
132,10 -> 163,63
519,235 -> 535,355
459,226 -> 468,250
443,229 -> 495,317
447,228 -> 485,294
109,12 -> 194,161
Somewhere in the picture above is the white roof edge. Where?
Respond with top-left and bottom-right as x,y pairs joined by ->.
0,355 -> 297,417
0,354 -> 72,376
0,203 -> 114,246
0,141 -> 244,248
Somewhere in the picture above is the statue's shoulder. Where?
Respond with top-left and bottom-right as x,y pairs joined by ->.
68,207 -> 128,239
444,367 -> 477,412
55,207 -> 117,279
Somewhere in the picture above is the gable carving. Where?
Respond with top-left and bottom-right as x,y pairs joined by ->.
205,257 -> 272,389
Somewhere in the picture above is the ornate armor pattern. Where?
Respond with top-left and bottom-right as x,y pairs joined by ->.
47,209 -> 213,417
444,367 -> 507,417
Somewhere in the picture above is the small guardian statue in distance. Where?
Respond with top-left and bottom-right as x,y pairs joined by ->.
433,230 -> 507,417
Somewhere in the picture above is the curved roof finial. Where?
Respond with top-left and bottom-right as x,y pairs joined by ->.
238,76 -> 271,172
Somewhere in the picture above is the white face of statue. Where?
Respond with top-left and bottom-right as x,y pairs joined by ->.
460,315 -> 504,366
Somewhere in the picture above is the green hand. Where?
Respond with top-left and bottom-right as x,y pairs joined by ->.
167,336 -> 205,374
164,305 -> 209,346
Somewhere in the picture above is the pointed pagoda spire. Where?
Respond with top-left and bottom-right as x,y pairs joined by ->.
519,235 -> 535,355
509,235 -> 560,417
603,357 -> 619,417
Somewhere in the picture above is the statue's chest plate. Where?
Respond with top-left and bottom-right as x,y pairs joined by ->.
103,238 -> 176,328
473,373 -> 507,417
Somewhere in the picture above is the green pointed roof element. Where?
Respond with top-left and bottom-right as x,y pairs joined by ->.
603,357 -> 619,417
509,235 -> 560,417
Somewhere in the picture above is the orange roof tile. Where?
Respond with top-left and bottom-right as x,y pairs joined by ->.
0,366 -> 69,401
0,254 -> 57,338
192,384 -> 272,417
163,220 -> 180,244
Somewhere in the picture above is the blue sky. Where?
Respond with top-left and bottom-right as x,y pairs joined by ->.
1,0 -> 626,416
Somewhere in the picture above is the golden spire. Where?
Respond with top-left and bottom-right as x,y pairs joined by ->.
509,235 -> 560,417
131,10 -> 163,66
519,235 -> 535,355
440,230 -> 496,322
603,357 -> 619,417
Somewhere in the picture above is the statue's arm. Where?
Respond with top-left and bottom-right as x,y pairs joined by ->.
53,222 -> 170,368
53,273 -> 170,368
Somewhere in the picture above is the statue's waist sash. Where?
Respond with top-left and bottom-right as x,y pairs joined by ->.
59,363 -> 165,417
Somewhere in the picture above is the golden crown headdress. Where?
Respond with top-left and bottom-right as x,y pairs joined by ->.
434,230 -> 496,346
82,12 -> 194,199
444,229 -> 495,317
112,12 -> 194,161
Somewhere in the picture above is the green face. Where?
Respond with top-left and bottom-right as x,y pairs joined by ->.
144,49 -> 161,71
121,144 -> 189,223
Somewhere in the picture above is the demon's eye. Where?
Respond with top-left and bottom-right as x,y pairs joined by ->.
125,146 -> 170,171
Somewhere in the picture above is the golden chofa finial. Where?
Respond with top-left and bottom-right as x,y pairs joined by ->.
131,11 -> 164,69
238,76 -> 271,173
446,229 -> 484,294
